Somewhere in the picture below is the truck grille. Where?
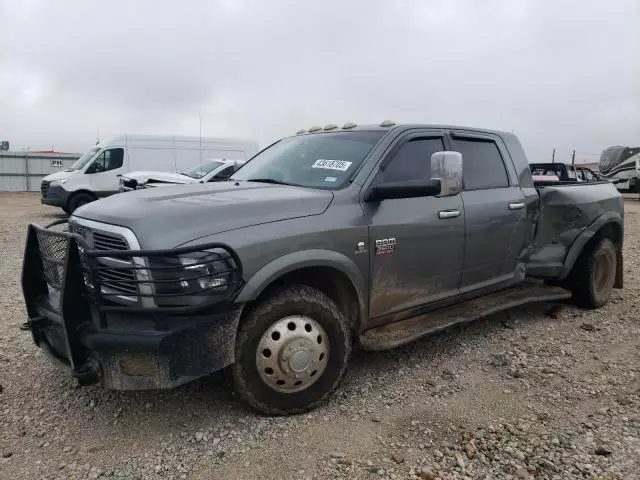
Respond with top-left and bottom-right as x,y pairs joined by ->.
96,263 -> 138,296
69,223 -> 139,299
41,180 -> 50,197
93,231 -> 129,251
27,221 -> 243,313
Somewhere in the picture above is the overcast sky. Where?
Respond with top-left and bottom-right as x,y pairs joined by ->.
1,0 -> 638,163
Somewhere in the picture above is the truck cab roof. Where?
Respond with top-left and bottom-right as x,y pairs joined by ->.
293,122 -> 514,138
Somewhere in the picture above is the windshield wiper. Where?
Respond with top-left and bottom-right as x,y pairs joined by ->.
246,178 -> 300,187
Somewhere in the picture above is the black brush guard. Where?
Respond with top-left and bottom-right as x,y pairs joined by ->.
21,220 -> 245,390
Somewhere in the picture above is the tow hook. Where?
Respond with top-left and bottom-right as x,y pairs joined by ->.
20,315 -> 47,331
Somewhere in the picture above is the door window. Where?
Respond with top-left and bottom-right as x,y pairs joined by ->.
86,148 -> 124,174
382,137 -> 445,182
450,138 -> 508,190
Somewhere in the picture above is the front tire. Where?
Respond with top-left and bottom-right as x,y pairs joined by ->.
569,237 -> 617,308
231,285 -> 351,415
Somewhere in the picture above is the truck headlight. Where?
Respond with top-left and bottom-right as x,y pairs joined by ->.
50,179 -> 67,187
149,250 -> 235,299
179,255 -> 229,290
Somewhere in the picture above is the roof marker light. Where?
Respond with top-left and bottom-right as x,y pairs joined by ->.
380,119 -> 396,127
342,122 -> 357,129
296,129 -> 307,134
308,126 -> 322,133
323,124 -> 338,131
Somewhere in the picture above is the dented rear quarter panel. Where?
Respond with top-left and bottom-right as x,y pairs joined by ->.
526,182 -> 624,278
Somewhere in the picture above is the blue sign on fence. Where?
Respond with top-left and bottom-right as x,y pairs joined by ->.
0,141 -> 9,151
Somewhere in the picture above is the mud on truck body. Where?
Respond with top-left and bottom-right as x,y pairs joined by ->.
22,122 -> 624,415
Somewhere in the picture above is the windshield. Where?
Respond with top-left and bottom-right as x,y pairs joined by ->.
230,131 -> 385,189
181,160 -> 226,179
69,146 -> 101,171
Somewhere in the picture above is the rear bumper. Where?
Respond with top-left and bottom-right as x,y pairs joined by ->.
27,297 -> 241,389
41,184 -> 70,208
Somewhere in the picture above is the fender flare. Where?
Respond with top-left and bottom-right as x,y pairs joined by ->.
560,211 -> 623,280
234,249 -> 367,320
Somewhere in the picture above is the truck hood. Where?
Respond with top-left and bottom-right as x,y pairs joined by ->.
73,181 -> 334,249
122,171 -> 195,185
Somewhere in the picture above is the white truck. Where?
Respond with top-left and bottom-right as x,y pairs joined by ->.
40,135 -> 259,213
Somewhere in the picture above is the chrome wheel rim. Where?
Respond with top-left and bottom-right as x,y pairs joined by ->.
256,315 -> 329,393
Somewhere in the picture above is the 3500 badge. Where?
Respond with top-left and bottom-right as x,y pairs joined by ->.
375,238 -> 397,256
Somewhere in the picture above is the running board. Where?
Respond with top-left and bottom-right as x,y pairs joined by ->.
359,282 -> 572,351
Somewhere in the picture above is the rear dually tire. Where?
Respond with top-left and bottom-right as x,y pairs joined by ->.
569,237 -> 617,308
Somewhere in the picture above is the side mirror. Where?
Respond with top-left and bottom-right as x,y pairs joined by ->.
365,179 -> 441,202
430,151 -> 462,197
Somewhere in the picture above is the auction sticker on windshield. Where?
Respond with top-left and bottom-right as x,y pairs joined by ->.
311,159 -> 353,171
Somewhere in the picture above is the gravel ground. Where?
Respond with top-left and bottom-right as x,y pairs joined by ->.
0,192 -> 638,480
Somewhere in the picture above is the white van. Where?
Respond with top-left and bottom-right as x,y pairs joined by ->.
40,135 -> 259,213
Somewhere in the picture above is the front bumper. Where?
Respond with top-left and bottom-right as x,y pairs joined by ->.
21,221 -> 243,390
41,183 -> 71,208
26,297 -> 242,389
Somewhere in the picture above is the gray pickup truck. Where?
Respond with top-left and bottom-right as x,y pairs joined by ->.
22,122 -> 624,415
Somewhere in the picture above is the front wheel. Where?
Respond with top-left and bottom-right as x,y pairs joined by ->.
230,285 -> 351,415
570,237 -> 617,308
67,192 -> 95,213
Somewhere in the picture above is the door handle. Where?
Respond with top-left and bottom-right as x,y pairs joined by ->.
438,209 -> 461,219
508,202 -> 525,210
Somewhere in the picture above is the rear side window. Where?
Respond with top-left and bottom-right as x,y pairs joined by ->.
451,138 -> 508,190
382,137 -> 445,182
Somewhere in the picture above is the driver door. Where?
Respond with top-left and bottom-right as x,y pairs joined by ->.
87,148 -> 126,195
363,132 -> 465,322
